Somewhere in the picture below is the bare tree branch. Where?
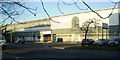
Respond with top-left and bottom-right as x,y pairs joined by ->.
14,2 -> 37,16
72,0 -> 88,10
40,0 -> 60,23
109,0 -> 120,4
82,0 -> 118,19
61,0 -> 78,5
0,17 -> 9,26
57,0 -> 64,14
81,18 -> 99,40
0,7 -> 26,24
57,0 -> 88,14
0,0 -> 38,26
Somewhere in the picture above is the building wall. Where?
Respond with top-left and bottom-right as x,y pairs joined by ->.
109,8 -> 120,39
109,13 -> 120,39
51,8 -> 118,29
13,31 -> 40,42
51,28 -> 82,43
51,8 -> 119,43
10,19 -> 51,43
9,8 -> 119,43
51,27 -> 107,43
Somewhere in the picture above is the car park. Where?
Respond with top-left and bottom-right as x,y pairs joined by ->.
93,39 -> 109,46
0,35 -> 7,49
108,38 -> 120,47
81,39 -> 95,46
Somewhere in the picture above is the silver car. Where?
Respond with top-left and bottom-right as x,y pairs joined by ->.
93,39 -> 109,46
108,38 -> 120,47
0,35 -> 7,49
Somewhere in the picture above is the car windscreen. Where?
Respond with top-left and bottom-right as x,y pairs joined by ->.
99,39 -> 105,41
113,39 -> 120,41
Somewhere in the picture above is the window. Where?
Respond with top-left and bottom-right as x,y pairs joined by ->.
72,16 -> 79,28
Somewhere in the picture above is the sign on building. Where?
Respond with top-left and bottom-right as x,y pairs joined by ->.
102,23 -> 108,29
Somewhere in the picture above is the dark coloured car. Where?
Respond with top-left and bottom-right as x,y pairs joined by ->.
93,39 -> 109,46
81,39 -> 95,46
108,38 -> 120,47
0,35 -> 7,49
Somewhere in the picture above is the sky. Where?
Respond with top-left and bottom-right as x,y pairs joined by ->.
1,0 -> 120,23
12,0 -> 119,2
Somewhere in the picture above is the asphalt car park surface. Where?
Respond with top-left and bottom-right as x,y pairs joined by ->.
1,43 -> 120,60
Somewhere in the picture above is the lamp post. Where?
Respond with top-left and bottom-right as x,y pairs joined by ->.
102,23 -> 108,39
10,25 -> 12,43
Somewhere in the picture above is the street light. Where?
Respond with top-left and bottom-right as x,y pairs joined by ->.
10,25 -> 12,43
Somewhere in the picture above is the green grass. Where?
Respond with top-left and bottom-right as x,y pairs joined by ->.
65,46 -> 120,51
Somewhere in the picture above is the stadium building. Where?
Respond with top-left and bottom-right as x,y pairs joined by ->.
6,8 -> 119,43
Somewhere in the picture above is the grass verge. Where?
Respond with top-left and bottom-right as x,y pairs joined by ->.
65,46 -> 120,51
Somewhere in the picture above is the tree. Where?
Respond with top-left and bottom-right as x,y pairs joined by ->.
0,1 -> 37,25
57,0 -> 119,19
0,0 -> 37,35
81,18 -> 99,40
0,0 -> 37,42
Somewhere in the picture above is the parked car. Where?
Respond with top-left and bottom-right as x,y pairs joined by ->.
93,39 -> 109,46
81,39 -> 95,46
15,38 -> 26,44
108,38 -> 120,47
0,35 -> 7,49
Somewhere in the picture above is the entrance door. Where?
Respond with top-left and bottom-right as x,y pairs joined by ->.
43,34 -> 51,42
52,34 -> 56,42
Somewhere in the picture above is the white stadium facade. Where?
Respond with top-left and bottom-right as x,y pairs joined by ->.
6,7 -> 120,43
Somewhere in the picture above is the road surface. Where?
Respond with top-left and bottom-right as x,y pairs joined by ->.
1,43 -> 120,60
